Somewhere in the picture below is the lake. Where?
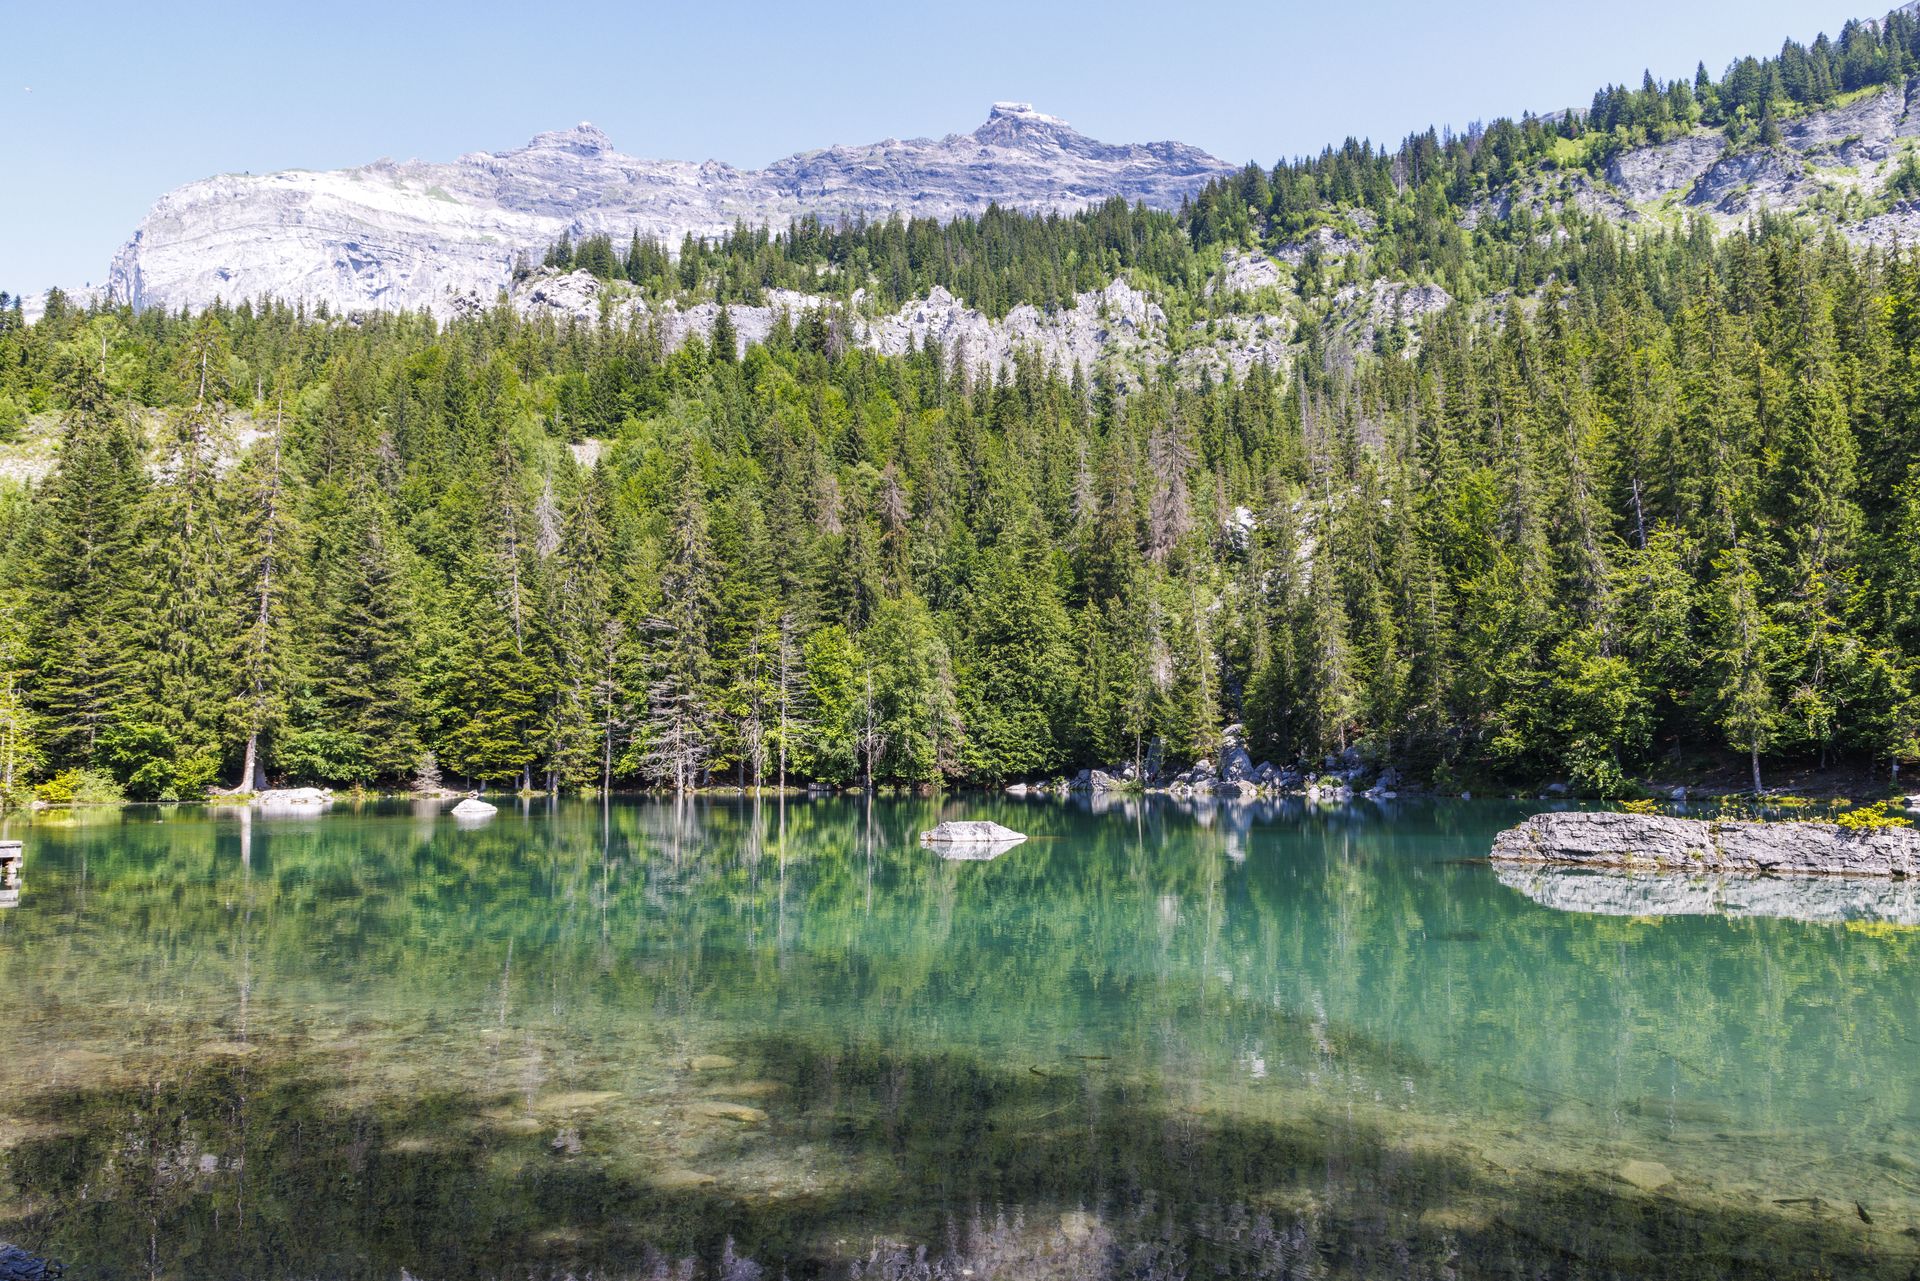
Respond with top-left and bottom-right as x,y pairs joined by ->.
0,795 -> 1916,1279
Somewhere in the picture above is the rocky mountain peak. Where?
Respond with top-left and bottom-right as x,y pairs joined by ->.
524,122 -> 615,155
972,102 -> 1083,148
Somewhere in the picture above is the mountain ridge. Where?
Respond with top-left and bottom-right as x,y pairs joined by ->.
103,105 -> 1233,317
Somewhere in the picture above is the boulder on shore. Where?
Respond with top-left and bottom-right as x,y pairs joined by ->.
451,797 -> 498,821
1491,810 -> 1919,878
254,787 -> 332,814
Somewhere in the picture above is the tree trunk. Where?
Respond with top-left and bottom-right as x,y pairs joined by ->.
1750,743 -> 1763,796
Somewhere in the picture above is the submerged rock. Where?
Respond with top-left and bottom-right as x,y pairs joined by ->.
1491,810 -> 1920,877
1615,1159 -> 1675,1192
451,797 -> 498,821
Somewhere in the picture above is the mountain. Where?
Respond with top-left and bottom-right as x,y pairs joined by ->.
103,104 -> 1232,316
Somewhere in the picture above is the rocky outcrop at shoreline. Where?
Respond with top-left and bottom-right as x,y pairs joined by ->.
1490,811 -> 1919,878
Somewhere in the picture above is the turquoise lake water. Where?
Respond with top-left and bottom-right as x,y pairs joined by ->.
0,795 -> 1915,1278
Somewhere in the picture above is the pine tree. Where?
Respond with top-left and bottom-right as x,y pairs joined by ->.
284,495 -> 419,785
633,445 -> 719,790
711,305 -> 738,363
1709,546 -> 1782,793
0,590 -> 40,794
227,395 -> 297,789
26,371 -> 145,764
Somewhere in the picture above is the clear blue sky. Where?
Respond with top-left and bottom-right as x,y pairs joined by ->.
0,0 -> 1874,293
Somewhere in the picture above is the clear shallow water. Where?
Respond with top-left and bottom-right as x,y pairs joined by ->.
0,795 -> 1916,1279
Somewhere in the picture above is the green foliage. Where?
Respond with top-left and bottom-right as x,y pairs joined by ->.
1834,801 -> 1913,831
799,625 -> 861,785
8,44 -> 1920,797
33,766 -> 125,805
97,713 -> 220,801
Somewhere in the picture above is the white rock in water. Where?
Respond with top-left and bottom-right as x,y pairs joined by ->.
920,821 -> 1026,855
254,787 -> 332,812
451,798 -> 498,821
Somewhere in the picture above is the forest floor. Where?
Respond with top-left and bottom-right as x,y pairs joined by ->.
1641,758 -> 1912,802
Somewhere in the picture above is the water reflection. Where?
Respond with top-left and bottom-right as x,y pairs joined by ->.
1499,862 -> 1920,925
0,796 -> 1913,1278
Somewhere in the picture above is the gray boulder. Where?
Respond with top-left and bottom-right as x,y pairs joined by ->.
0,1243 -> 63,1281
1221,746 -> 1255,782
451,797 -> 498,821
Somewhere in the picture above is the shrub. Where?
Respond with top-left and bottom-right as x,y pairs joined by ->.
34,768 -> 126,805
1834,802 -> 1913,832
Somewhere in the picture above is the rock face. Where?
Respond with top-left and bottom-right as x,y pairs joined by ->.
475,271 -> 1298,382
1605,133 -> 1726,202
106,106 -> 1232,316
451,797 -> 498,821
1593,79 -> 1920,241
857,277 -> 1164,375
1490,811 -> 1920,878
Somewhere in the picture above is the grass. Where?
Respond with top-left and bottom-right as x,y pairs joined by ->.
1547,135 -> 1595,169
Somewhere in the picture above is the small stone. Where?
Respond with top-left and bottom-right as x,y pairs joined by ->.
688,1054 -> 738,1072
493,1116 -> 544,1136
1616,1159 -> 1674,1191
691,1101 -> 768,1124
714,1079 -> 783,1097
530,1090 -> 620,1113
